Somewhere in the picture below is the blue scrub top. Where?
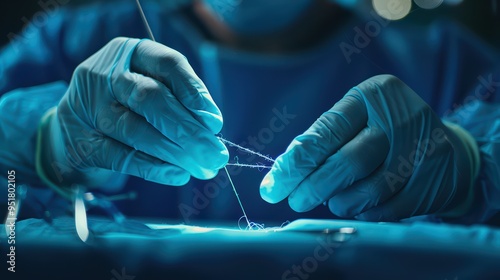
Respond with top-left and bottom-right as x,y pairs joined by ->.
1,2 -> 499,223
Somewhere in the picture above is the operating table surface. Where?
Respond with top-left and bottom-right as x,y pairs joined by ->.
1,217 -> 500,279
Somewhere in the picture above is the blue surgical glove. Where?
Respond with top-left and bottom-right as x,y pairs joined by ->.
37,37 -> 228,196
260,75 -> 480,221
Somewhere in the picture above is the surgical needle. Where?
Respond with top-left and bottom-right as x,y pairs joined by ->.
134,0 -> 252,229
135,0 -> 156,41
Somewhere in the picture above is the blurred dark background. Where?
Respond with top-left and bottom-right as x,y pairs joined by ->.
0,0 -> 499,50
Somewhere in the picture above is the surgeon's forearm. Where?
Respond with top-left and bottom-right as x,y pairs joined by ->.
0,82 -> 67,188
441,101 -> 500,223
437,122 -> 481,218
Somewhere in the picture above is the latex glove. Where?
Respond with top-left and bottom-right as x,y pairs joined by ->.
260,75 -> 480,221
37,37 -> 228,194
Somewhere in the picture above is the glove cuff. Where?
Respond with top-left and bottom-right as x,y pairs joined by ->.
440,121 -> 481,217
443,121 -> 481,181
35,107 -> 74,200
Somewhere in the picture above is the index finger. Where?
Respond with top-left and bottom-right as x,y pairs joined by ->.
130,39 -> 223,134
260,91 -> 368,204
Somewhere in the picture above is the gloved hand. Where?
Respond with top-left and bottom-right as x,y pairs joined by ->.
37,37 -> 228,195
260,75 -> 480,221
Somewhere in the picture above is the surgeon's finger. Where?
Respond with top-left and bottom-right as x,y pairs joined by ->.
95,101 -> 222,180
352,175 -> 421,221
260,92 -> 368,204
89,136 -> 190,186
354,158 -> 453,221
110,72 -> 228,172
287,126 -> 389,212
327,164 -> 395,218
354,197 -> 411,222
130,39 -> 223,134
